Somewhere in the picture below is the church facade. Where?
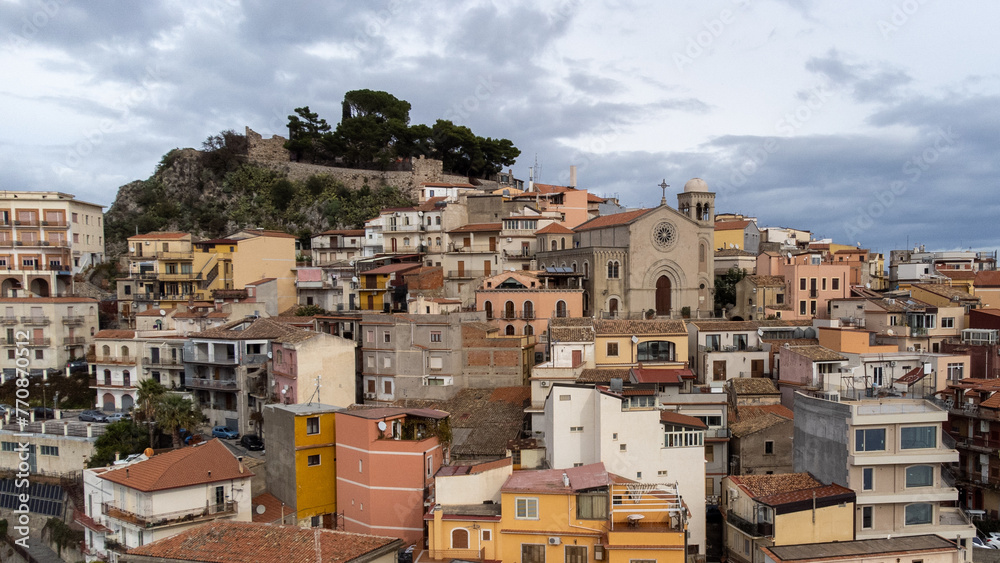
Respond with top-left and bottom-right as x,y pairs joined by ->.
536,179 -> 716,319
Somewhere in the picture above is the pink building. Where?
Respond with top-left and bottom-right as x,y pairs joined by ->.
756,252 -> 850,319
476,270 -> 584,352
335,407 -> 449,545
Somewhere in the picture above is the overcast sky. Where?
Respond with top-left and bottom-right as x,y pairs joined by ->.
2,0 -> 998,254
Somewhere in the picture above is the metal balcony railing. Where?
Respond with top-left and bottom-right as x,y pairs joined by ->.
102,500 -> 237,528
188,378 -> 239,390
20,316 -> 50,326
62,315 -> 85,326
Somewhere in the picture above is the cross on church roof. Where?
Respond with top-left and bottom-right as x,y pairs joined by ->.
658,179 -> 669,206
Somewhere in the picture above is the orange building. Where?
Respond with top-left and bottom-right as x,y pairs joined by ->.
476,270 -> 584,350
335,407 -> 449,546
756,252 -> 850,319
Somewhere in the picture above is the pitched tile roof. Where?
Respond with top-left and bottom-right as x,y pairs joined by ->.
594,318 -> 686,335
126,520 -> 402,562
976,270 -> 1000,287
715,220 -> 752,231
129,232 -> 190,240
911,283 -> 978,301
783,345 -> 846,362
729,472 -> 821,498
577,368 -> 631,383
363,263 -> 422,275
729,378 -> 780,395
631,367 -> 695,384
94,330 -> 136,339
737,404 -> 794,422
755,483 -> 855,508
317,229 -> 365,237
251,492 -> 291,524
502,462 -> 609,494
895,366 -> 927,385
0,297 -> 98,303
690,320 -> 760,332
535,222 -> 575,235
745,275 -> 785,287
191,317 -> 318,345
729,412 -> 791,437
573,208 -> 652,231
448,222 -> 502,233
715,248 -> 757,257
659,411 -> 707,429
98,439 -> 252,492
764,535 -> 957,562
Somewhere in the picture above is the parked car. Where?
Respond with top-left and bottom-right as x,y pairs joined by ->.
986,533 -> 1000,549
79,410 -> 109,423
106,412 -> 132,423
33,407 -> 55,420
239,434 -> 264,451
974,537 -> 994,549
212,426 -> 239,439
66,359 -> 88,372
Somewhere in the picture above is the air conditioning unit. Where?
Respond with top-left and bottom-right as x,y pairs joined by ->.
539,381 -> 550,387
548,537 -> 561,545
364,392 -> 376,400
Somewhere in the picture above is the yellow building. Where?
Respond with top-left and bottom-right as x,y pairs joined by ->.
594,318 -> 688,369
722,473 -> 855,563
261,403 -> 342,527
427,462 -> 689,563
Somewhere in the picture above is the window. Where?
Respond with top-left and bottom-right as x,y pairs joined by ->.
705,334 -> 721,351
904,503 -> 933,525
948,363 -> 964,381
366,330 -> 374,343
451,528 -> 469,549
832,278 -> 840,290
799,278 -> 807,290
430,331 -> 442,343
695,415 -> 723,427
576,493 -> 608,519
764,441 -> 774,455
306,416 -> 319,435
734,334 -> 748,350
515,498 -> 539,519
307,454 -> 320,466
607,342 -> 619,356
555,300 -> 567,318
861,467 -> 875,490
522,544 -> 545,563
570,426 -> 584,432
799,300 -> 807,315
637,340 -> 675,362
620,444 -> 627,451
821,278 -> 827,290
705,445 -> 714,462
855,428 -> 886,451
871,366 -> 884,387
607,260 -> 620,279
35,350 -> 43,360
862,506 -> 873,529
481,529 -> 492,541
566,545 -> 587,563
906,465 -> 934,488
942,317 -> 954,328
900,426 -> 936,449
40,445 -> 59,456
383,331 -> 391,343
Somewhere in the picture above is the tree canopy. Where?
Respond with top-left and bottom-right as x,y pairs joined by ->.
285,90 -> 520,177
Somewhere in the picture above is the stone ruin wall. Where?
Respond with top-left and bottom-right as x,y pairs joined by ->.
244,127 -> 498,200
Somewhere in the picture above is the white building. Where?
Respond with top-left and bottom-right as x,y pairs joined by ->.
80,439 -> 252,560
541,383 -> 707,557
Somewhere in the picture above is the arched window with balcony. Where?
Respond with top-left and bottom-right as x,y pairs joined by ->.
122,370 -> 131,387
524,324 -> 534,336
102,345 -> 110,357
484,301 -> 493,319
504,300 -> 515,319
506,324 -> 516,336
523,301 -> 534,320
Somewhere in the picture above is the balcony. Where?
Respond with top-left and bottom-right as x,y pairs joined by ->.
13,219 -> 39,226
91,378 -> 135,389
62,315 -> 85,326
428,548 -> 484,561
102,500 -> 237,529
20,316 -> 50,326
156,251 -> 194,261
0,316 -> 18,325
447,245 -> 497,254
725,510 -> 772,539
188,377 -> 239,390
41,220 -> 68,228
3,337 -> 50,346
88,355 -> 138,365
144,357 -> 184,368
63,336 -> 87,346
447,270 -> 486,279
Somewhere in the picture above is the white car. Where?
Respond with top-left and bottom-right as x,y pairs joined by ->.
985,533 -> 1000,549
974,537 -> 994,549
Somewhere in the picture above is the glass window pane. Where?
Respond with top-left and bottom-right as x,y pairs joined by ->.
904,503 -> 932,525
905,465 -> 934,488
901,426 -> 936,449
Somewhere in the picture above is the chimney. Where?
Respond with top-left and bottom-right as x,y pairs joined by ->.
569,165 -> 577,188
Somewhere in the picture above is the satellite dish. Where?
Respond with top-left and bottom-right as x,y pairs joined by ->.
267,351 -> 273,359
143,448 -> 154,457
377,421 -> 387,431
349,260 -> 355,266
352,276 -> 359,283
256,505 -> 266,515
886,329 -> 894,336
786,252 -> 793,260
865,282 -> 871,289
159,309 -> 166,316
631,335 -> 639,344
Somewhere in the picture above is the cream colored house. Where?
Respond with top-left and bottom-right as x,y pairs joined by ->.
81,439 -> 253,559
1,296 -> 99,378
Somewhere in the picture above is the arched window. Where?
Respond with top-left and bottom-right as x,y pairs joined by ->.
551,240 -> 558,251
583,292 -> 590,314
523,301 -> 534,320
905,465 -> 934,488
436,217 -> 441,225
426,216 -> 432,226
504,301 -> 515,319
435,237 -> 441,246
102,345 -> 110,357
506,324 -> 516,336
122,370 -> 131,387
583,261 -> 589,279
524,324 -> 534,336
571,262 -> 577,272
103,369 -> 111,385
556,300 -> 567,318
484,301 -> 493,319
700,243 -> 706,263
121,345 -> 129,358
637,341 -> 676,362
609,298 -> 619,317
607,261 -> 620,279
403,237 -> 410,247
451,528 -> 470,549
560,238 -> 566,250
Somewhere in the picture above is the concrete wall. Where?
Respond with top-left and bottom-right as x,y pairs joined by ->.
262,405 -> 296,508
731,419 -> 795,475
793,393 -> 851,486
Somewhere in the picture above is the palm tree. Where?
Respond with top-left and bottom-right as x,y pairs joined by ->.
157,394 -> 203,449
135,379 -> 166,448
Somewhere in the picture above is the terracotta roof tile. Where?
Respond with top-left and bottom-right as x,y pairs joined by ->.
98,439 -> 252,492
745,275 -> 785,287
535,223 -> 575,235
911,283 -> 978,301
129,232 -> 190,240
94,329 -> 136,339
715,220 -> 752,231
729,378 -> 780,395
577,368 -> 630,383
448,222 -> 502,233
755,483 -> 855,508
502,462 -> 609,494
251,492 -> 292,523
783,345 -> 846,362
126,520 -> 402,562
660,411 -> 707,428
690,320 -> 761,332
729,472 -> 820,498
191,317 -> 317,345
976,270 -> 1000,287
573,209 -> 652,231
631,367 -> 694,384
595,318 -> 686,335
0,297 -> 98,303
737,404 -> 794,421
730,412 -> 791,437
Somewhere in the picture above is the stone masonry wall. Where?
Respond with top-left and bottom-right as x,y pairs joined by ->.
244,126 -> 499,200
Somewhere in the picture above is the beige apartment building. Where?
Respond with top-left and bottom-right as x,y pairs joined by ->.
794,393 -> 976,551
0,190 -> 105,298
1,296 -> 99,378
